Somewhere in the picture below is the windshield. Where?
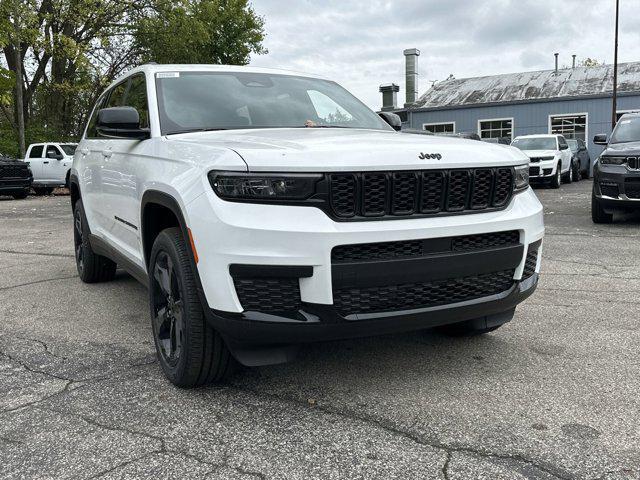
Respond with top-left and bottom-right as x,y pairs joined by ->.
511,137 -> 557,150
566,139 -> 578,152
155,71 -> 390,135
610,116 -> 640,144
60,144 -> 77,155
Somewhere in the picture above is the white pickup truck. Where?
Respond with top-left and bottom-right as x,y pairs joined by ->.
24,142 -> 77,195
70,64 -> 544,387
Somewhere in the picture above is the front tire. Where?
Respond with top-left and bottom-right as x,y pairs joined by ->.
149,227 -> 234,387
572,160 -> 580,182
591,189 -> 613,224
73,200 -> 117,282
550,163 -> 562,189
12,190 -> 28,200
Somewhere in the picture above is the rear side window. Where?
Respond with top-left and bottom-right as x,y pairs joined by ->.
123,74 -> 150,129
29,145 -> 44,158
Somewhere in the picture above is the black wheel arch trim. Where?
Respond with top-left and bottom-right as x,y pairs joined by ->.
140,190 -> 208,306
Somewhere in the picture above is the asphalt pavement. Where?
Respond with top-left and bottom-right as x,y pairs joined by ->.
0,181 -> 639,480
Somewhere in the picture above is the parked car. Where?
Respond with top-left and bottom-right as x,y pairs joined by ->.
511,134 -> 575,188
24,142 -> 77,195
591,112 -> 640,223
0,153 -> 32,199
566,138 -> 591,179
439,132 -> 482,141
482,137 -> 510,145
70,64 -> 544,387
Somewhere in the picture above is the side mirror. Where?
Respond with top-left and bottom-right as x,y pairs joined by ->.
47,152 -> 64,160
97,107 -> 150,140
593,134 -> 608,145
377,112 -> 402,131
560,144 -> 569,150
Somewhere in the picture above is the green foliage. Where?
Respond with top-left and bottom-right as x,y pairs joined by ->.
134,0 -> 266,65
0,0 -> 267,155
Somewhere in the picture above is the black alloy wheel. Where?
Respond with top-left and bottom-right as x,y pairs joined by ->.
151,251 -> 184,367
74,207 -> 84,274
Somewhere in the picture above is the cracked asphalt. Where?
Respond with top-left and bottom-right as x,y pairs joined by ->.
1,180 -> 639,480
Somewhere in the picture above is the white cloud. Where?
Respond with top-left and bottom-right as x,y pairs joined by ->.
249,0 -> 640,109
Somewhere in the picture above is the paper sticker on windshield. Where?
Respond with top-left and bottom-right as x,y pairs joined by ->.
156,72 -> 180,78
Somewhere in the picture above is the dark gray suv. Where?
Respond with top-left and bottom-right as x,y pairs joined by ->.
592,113 -> 640,223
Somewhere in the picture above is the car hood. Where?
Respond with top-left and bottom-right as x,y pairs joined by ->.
168,128 -> 529,172
0,158 -> 25,165
603,141 -> 640,156
519,149 -> 558,158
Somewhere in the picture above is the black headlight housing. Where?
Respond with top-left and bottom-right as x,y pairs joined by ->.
208,172 -> 322,200
513,164 -> 530,193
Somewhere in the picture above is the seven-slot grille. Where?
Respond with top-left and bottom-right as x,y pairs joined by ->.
328,168 -> 514,219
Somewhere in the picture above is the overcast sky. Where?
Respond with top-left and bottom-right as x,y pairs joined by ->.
249,0 -> 640,109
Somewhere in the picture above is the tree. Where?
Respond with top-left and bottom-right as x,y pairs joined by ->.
581,58 -> 605,68
133,0 -> 266,65
0,0 -> 266,157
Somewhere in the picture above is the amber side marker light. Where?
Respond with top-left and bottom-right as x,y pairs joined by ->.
187,228 -> 199,264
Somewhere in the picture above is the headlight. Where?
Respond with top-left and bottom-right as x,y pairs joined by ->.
599,156 -> 626,166
209,171 -> 321,200
514,165 -> 529,192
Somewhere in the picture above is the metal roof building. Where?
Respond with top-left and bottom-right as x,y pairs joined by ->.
384,51 -> 640,157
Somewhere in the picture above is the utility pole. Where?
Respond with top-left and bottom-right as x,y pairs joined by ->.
11,1 -> 26,158
611,0 -> 620,130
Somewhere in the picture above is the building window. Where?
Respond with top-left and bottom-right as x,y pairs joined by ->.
423,122 -> 454,134
549,114 -> 587,141
478,118 -> 513,140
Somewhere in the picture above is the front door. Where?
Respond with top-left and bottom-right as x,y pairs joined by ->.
44,145 -> 70,184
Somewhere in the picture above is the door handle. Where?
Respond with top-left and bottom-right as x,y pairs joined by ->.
43,161 -> 49,164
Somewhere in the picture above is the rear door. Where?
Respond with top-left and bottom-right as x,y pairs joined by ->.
25,145 -> 44,181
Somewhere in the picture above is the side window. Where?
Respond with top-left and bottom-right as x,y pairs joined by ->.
86,94 -> 107,138
105,80 -> 128,108
124,74 -> 150,129
29,145 -> 44,158
46,145 -> 61,158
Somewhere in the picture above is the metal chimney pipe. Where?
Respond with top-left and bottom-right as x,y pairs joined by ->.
572,54 -> 576,68
554,53 -> 559,74
379,83 -> 400,111
403,48 -> 420,106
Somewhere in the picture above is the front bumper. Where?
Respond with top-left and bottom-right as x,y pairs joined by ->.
528,159 -> 558,180
593,163 -> 640,209
187,186 -> 544,347
0,177 -> 32,192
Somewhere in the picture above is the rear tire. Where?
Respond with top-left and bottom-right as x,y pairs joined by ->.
149,227 -> 235,387
591,189 -> 613,224
550,164 -> 562,189
73,200 -> 117,282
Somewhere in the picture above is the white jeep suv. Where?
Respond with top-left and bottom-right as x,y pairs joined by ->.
24,142 -> 77,194
70,65 -> 544,387
511,134 -> 575,188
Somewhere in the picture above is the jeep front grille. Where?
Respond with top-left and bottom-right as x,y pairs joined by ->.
328,167 -> 514,219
